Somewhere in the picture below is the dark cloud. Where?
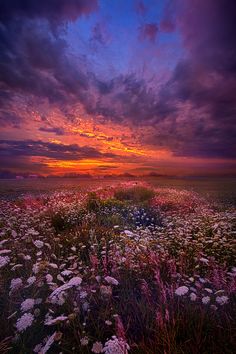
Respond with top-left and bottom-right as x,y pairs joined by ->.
0,157 -> 48,174
86,74 -> 174,124
0,111 -> 22,128
0,0 -> 98,25
139,23 -> 159,42
95,165 -> 118,170
91,23 -> 111,46
39,127 -> 66,136
135,1 -> 147,16
0,19 -> 90,106
154,0 -> 236,158
0,0 -> 97,122
0,140 -> 116,161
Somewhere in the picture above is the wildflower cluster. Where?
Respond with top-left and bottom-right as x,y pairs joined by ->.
0,182 -> 235,353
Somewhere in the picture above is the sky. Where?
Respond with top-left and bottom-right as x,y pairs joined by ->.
0,0 -> 236,176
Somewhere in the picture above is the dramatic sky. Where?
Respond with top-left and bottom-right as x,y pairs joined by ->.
0,0 -> 236,176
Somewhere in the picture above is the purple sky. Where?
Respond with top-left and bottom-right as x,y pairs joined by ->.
0,0 -> 236,176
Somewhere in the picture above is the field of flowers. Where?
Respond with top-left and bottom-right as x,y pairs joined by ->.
0,182 -> 235,353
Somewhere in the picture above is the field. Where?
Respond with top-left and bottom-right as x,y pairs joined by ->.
0,179 -> 236,353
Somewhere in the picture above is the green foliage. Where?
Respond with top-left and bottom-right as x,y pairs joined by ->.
86,192 -> 102,212
114,186 -> 155,204
51,212 -> 69,232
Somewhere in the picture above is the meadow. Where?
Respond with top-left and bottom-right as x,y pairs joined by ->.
0,179 -> 235,353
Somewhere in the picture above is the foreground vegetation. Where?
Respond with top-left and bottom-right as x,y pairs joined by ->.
0,182 -> 235,353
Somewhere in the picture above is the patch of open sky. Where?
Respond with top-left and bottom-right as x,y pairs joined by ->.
65,0 -> 184,86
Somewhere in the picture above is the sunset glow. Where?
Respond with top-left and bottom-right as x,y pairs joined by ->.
0,0 -> 236,176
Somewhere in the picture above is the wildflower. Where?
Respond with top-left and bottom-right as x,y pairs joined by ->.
34,240 -> 44,248
10,278 -> 23,292
16,313 -> 34,332
49,263 -> 58,269
190,292 -> 197,301
80,290 -> 88,299
11,230 -> 17,238
92,341 -> 103,353
100,285 -> 112,297
27,276 -> 36,285
103,336 -> 129,354
40,332 -> 57,354
0,255 -> 10,268
51,291 -> 66,305
216,295 -> 229,305
46,274 -> 53,283
49,276 -> 82,298
202,296 -> 211,305
0,249 -> 11,254
105,276 -> 119,286
105,320 -> 112,326
61,270 -> 73,276
24,255 -> 31,260
33,343 -> 43,353
210,302 -> 218,310
204,288 -> 213,294
80,336 -> 89,346
21,298 -> 35,312
175,286 -> 189,296
45,315 -> 68,325
199,257 -> 209,264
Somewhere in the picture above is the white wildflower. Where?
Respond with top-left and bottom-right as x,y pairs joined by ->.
11,230 -> 17,238
40,332 -> 57,354
33,343 -> 43,353
204,288 -> 213,294
100,285 -> 112,297
103,336 -> 129,354
0,249 -> 11,255
199,257 -> 209,264
105,276 -> 119,286
61,270 -> 73,276
175,286 -> 189,296
46,274 -> 53,283
0,255 -> 10,268
80,336 -> 89,346
80,291 -> 88,299
10,278 -> 23,292
49,263 -> 58,269
49,276 -> 82,298
24,255 -> 31,261
27,276 -> 36,285
202,296 -> 211,305
34,240 -> 44,249
21,298 -> 35,312
16,313 -> 34,332
215,295 -> 229,305
92,341 -> 103,353
50,292 -> 66,306
190,292 -> 197,301
45,315 -> 68,326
